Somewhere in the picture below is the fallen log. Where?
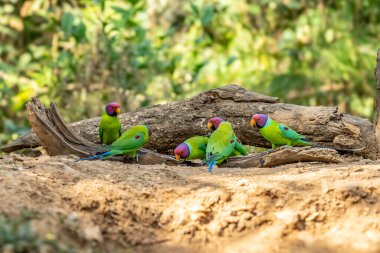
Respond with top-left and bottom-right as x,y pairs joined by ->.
1,84 -> 378,159
21,97 -> 343,168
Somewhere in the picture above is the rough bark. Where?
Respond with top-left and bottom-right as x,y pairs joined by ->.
1,84 -> 378,159
220,146 -> 342,168
26,97 -> 99,156
374,49 -> 380,151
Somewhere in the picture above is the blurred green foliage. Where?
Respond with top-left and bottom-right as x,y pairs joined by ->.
1,0 -> 379,145
0,211 -> 74,252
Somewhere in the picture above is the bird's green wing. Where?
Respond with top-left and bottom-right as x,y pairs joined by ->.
185,136 -> 208,152
109,131 -> 146,150
278,124 -> 305,140
198,142 -> 207,152
194,136 -> 208,152
118,124 -> 122,137
234,138 -> 248,155
98,126 -> 103,144
184,136 -> 208,160
206,128 -> 236,161
98,114 -> 107,143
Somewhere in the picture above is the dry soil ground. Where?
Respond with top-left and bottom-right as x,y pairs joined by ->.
0,153 -> 380,253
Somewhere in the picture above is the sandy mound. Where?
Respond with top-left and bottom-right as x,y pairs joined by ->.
0,153 -> 379,252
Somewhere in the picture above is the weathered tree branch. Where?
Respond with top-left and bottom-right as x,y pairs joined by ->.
374,49 -> 380,151
2,84 -> 378,159
220,146 -> 342,168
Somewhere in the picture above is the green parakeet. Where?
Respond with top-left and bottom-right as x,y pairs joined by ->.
250,114 -> 364,153
205,121 -> 237,173
208,117 -> 248,156
81,125 -> 151,160
250,114 -> 310,148
174,136 -> 209,161
99,102 -> 122,145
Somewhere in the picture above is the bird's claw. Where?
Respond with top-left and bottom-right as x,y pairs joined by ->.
136,154 -> 139,163
209,164 -> 218,173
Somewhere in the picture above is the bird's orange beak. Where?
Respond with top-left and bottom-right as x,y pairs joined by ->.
250,119 -> 256,127
115,108 -> 121,114
175,154 -> 181,161
207,122 -> 213,130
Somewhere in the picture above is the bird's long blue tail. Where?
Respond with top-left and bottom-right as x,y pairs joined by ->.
79,151 -> 112,161
208,161 -> 216,173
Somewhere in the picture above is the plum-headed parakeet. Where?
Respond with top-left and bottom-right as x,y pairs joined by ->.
205,121 -> 237,173
250,114 -> 309,148
99,102 -> 122,145
81,125 -> 151,160
174,136 -> 209,161
207,117 -> 248,156
250,113 -> 365,154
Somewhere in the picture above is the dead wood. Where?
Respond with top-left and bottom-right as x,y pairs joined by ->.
219,146 -> 342,168
24,97 -> 178,164
2,84 -> 378,159
26,97 -> 97,156
374,49 -> 380,151
11,96 -> 346,168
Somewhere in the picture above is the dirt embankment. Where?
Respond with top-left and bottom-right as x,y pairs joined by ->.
0,154 -> 380,253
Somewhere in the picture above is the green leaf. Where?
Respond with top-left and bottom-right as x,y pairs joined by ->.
73,21 -> 86,42
128,0 -> 140,5
190,3 -> 199,17
112,6 -> 130,17
226,56 -> 237,66
61,12 -> 74,39
201,5 -> 214,26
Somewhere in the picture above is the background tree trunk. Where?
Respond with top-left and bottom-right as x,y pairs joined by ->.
1,84 -> 378,159
374,49 -> 380,152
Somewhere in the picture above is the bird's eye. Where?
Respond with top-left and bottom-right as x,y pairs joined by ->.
135,135 -> 140,139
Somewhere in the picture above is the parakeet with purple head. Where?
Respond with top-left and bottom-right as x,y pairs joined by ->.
205,121 -> 237,173
250,113 -> 365,154
250,114 -> 309,148
208,117 -> 248,156
174,136 -> 209,161
99,102 -> 122,145
81,125 -> 151,160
